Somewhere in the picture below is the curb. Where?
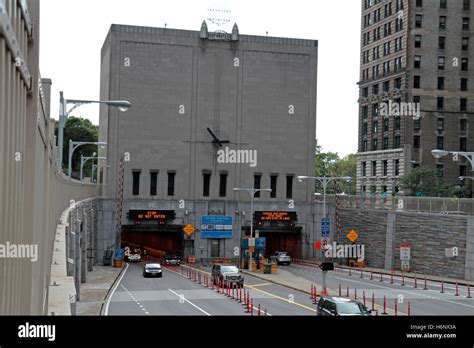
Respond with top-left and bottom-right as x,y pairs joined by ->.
99,263 -> 129,316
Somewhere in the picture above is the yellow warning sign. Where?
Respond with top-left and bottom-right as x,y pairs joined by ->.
183,224 -> 195,236
347,230 -> 359,242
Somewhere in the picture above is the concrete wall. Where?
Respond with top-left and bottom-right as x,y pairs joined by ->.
0,0 -> 98,315
341,207 -> 474,280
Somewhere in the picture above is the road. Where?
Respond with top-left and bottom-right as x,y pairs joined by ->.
107,263 -> 317,316
284,263 -> 474,315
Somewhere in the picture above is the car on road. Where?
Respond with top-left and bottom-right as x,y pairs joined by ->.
143,263 -> 163,277
125,250 -> 141,263
270,251 -> 291,265
211,264 -> 244,288
162,254 -> 182,266
316,296 -> 371,316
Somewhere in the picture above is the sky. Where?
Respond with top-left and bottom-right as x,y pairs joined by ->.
39,0 -> 361,157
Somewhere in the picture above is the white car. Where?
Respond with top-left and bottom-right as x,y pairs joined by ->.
270,251 -> 291,265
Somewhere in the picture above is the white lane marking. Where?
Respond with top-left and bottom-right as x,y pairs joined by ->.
104,263 -> 130,316
332,275 -> 474,310
168,288 -> 212,316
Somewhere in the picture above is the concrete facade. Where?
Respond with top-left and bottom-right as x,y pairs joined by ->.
98,23 -> 318,259
357,0 -> 474,196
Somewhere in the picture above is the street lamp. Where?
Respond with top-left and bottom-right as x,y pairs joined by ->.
57,91 -> 131,168
431,149 -> 474,170
68,140 -> 107,178
233,187 -> 272,272
460,176 -> 474,182
80,154 -> 106,181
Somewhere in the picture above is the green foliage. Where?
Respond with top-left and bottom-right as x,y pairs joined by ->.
400,166 -> 448,197
314,145 -> 356,194
54,117 -> 99,178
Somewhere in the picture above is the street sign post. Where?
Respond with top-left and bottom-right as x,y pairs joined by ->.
183,224 -> 195,237
321,218 -> 330,237
400,244 -> 411,271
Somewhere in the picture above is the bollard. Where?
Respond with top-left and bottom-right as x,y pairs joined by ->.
239,287 -> 242,302
310,284 -> 314,299
360,270 -> 363,279
407,301 -> 411,316
232,285 -> 235,299
423,276 -> 428,290
401,273 -> 405,286
210,277 -> 214,290
244,290 -> 247,306
258,304 -> 261,317
363,291 -> 366,306
394,299 -> 398,316
371,293 -> 375,311
354,288 -> 357,300
245,295 -> 251,313
468,285 -> 472,299
370,271 -> 373,280
346,286 -> 349,297
264,308 -> 267,316
313,287 -> 317,304
455,283 -> 459,296
198,273 -> 201,284
349,267 -> 352,276
251,299 -> 254,316
390,273 -> 394,284
339,284 -> 342,297
440,281 -> 444,293
382,295 -> 387,315
379,273 -> 383,282
414,275 -> 417,288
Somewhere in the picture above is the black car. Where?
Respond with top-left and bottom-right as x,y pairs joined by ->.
143,263 -> 163,278
316,296 -> 371,316
162,254 -> 181,266
211,264 -> 244,288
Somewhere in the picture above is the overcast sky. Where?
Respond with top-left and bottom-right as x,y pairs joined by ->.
39,0 -> 361,157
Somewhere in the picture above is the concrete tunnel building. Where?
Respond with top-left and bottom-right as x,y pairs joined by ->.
97,22 -> 319,262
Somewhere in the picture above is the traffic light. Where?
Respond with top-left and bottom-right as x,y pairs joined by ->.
319,262 -> 334,271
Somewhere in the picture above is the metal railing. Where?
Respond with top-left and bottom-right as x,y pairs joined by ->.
317,195 -> 474,216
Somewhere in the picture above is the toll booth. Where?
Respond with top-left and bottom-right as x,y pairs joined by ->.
241,237 -> 266,269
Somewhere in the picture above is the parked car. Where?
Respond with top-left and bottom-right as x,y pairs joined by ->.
162,254 -> 181,266
143,263 -> 162,278
316,296 -> 371,316
211,264 -> 244,288
270,251 -> 291,265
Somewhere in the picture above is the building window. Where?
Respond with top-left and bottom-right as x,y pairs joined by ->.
461,98 -> 467,112
373,121 -> 378,133
395,117 -> 401,130
254,174 -> 262,197
372,104 -> 379,117
415,15 -> 423,28
394,159 -> 400,176
362,106 -> 368,119
150,171 -> 158,196
437,76 -> 445,90
414,55 -> 421,68
414,118 -> 421,130
132,170 -> 141,196
286,175 -> 294,199
415,35 -> 421,48
437,137 -> 444,150
362,162 -> 367,177
373,138 -> 378,150
383,137 -> 389,149
384,118 -> 389,132
167,172 -> 176,196
362,87 -> 369,97
394,77 -> 402,89
363,122 -> 368,135
462,38 -> 469,51
219,173 -> 227,197
460,137 -> 467,151
416,0 -> 423,7
461,78 -> 468,91
383,160 -> 388,176
464,0 -> 471,10
438,56 -> 445,70
460,119 -> 468,132
372,84 -> 379,95
462,58 -> 469,71
270,175 -> 278,198
363,140 -> 368,152
437,165 -> 444,177
439,16 -> 446,29
394,135 -> 401,148
203,172 -> 211,197
440,0 -> 447,9
372,161 -> 377,177
460,165 -> 467,178
437,97 -> 444,110
438,36 -> 445,49
414,136 -> 420,149
463,17 -> 470,31
396,0 -> 404,11
437,118 -> 445,131
383,81 -> 390,92
414,75 -> 420,88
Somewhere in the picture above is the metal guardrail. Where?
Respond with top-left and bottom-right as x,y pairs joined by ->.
317,195 -> 474,216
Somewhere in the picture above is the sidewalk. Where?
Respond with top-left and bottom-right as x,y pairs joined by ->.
241,268 -> 402,315
76,265 -> 123,315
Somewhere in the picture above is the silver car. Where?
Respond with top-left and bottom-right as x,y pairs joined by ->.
270,251 -> 291,265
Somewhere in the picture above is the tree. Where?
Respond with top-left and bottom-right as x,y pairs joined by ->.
400,167 -> 447,197
54,117 -> 99,178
